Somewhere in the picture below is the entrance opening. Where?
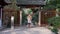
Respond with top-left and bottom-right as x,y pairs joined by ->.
20,8 -> 39,26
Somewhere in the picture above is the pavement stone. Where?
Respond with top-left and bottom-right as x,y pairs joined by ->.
0,27 -> 54,34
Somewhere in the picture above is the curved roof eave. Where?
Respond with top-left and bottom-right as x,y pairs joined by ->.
4,0 -> 46,5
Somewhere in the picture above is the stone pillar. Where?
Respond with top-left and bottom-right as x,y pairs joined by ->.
38,7 -> 43,26
0,8 -> 2,28
20,11 -> 22,26
11,16 -> 14,30
11,16 -> 16,34
1,8 -> 2,27
38,11 -> 41,26
56,9 -> 59,17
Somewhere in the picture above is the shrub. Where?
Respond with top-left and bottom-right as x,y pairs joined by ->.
51,27 -> 58,34
48,16 -> 60,34
48,16 -> 60,28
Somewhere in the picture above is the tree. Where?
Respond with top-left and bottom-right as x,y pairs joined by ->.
44,0 -> 57,10
46,0 -> 60,34
4,0 -> 19,10
3,0 -> 19,28
48,16 -> 60,34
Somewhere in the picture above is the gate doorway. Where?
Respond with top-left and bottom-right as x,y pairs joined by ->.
3,6 -> 56,28
20,7 -> 39,26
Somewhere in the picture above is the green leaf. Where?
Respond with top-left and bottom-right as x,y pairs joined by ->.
48,16 -> 60,28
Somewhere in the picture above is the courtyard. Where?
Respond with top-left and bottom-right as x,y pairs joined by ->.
0,27 -> 55,34
0,0 -> 60,34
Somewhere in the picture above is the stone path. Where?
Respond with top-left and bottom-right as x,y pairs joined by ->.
0,27 -> 54,34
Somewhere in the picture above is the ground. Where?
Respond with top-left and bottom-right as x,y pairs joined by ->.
0,26 -> 55,34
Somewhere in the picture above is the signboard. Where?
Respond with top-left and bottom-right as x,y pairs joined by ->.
4,0 -> 46,5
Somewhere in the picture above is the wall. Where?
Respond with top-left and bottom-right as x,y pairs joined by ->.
41,9 -> 56,26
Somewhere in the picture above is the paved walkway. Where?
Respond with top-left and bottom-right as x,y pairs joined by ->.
0,27 -> 54,34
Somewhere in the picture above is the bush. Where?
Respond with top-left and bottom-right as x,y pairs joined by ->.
48,16 -> 60,28
51,27 -> 58,34
48,16 -> 60,34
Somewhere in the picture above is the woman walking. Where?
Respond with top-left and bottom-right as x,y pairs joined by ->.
27,14 -> 32,28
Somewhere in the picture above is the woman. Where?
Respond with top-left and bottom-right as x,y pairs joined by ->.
27,14 -> 32,28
